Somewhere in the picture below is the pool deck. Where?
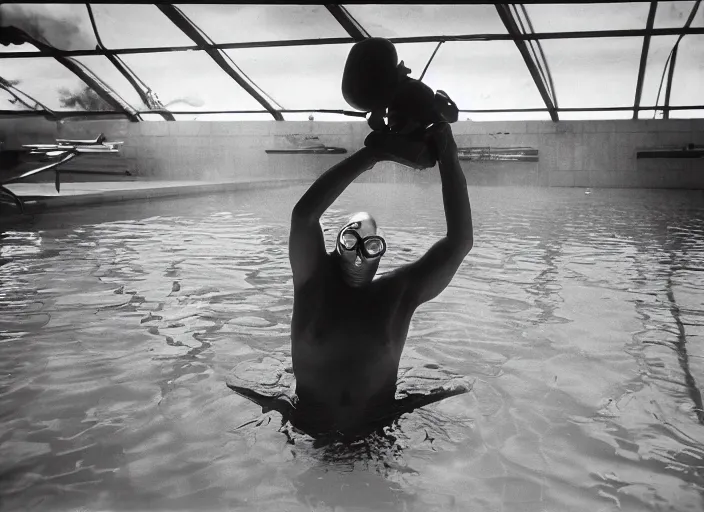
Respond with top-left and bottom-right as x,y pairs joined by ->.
1,178 -> 309,221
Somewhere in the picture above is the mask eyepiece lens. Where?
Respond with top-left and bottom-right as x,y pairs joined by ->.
341,232 -> 358,250
339,229 -> 386,258
364,238 -> 384,256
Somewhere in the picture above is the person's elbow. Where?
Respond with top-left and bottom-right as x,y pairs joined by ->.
447,231 -> 474,255
459,234 -> 474,254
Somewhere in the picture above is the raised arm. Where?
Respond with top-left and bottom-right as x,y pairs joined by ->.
401,123 -> 474,306
289,147 -> 379,287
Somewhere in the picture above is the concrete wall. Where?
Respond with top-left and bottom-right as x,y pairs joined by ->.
1,117 -> 702,188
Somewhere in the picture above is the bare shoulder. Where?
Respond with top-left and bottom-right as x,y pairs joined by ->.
372,266 -> 414,297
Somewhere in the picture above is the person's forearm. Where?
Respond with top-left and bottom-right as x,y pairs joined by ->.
438,145 -> 473,244
293,147 -> 378,220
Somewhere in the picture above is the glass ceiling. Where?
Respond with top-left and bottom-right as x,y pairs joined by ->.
0,2 -> 702,122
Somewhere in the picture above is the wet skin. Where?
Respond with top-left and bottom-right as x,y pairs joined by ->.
291,253 -> 415,432
289,124 -> 473,435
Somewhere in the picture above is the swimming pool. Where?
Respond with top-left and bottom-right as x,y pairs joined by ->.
1,183 -> 703,512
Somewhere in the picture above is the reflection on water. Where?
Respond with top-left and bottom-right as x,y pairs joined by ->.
1,184 -> 703,512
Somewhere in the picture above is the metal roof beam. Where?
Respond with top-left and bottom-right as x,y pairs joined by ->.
0,79 -> 58,120
85,4 -> 174,121
101,52 -> 175,121
4,104 -> 704,119
3,27 -> 704,60
57,56 -> 140,121
0,26 -> 139,121
633,2 -> 658,119
0,110 -> 134,118
325,5 -> 369,41
495,4 -> 558,122
663,45 -> 679,119
156,4 -> 283,121
662,0 -> 701,119
460,104 -> 704,113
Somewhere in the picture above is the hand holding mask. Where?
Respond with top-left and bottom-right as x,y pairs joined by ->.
342,38 -> 459,169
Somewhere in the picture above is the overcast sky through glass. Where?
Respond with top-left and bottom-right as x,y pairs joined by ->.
0,3 -> 701,121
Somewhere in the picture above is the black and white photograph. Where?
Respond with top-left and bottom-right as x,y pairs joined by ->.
0,2 -> 703,511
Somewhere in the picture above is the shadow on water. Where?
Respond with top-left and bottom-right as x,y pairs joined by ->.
529,207 -> 567,326
663,236 -> 704,425
628,203 -> 704,426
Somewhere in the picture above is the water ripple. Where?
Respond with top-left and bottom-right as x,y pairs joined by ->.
1,184 -> 703,511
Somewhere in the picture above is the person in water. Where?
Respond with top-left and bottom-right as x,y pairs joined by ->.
288,122 -> 473,438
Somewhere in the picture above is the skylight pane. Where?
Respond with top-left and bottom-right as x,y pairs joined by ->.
225,42 -> 437,111
0,88 -> 33,111
395,43 -> 442,80
640,35 -> 680,108
422,41 -> 546,111
0,43 -> 39,53
90,4 -> 193,49
174,113 -> 274,121
654,2 -> 704,28
525,3 -> 650,32
637,109 -> 665,119
0,3 -> 97,51
224,44 -> 352,111
670,35 -> 703,106
283,112 -> 366,122
344,5 -> 508,38
464,111 -> 552,122
640,34 -> 703,109
539,37 -> 643,108
120,51 -> 263,111
639,108 -> 704,119
0,57 -> 115,111
559,110 -> 633,120
75,56 -> 148,110
669,109 -> 704,118
176,5 -> 348,43
140,114 -> 167,121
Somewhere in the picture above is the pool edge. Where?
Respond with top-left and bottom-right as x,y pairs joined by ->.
0,179 -> 312,225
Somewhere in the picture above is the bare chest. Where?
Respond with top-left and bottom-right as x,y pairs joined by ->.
292,278 -> 406,350
289,272 -> 414,417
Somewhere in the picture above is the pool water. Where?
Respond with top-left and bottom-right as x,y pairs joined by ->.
1,183 -> 703,512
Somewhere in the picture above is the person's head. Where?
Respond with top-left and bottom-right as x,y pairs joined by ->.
335,212 -> 386,287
